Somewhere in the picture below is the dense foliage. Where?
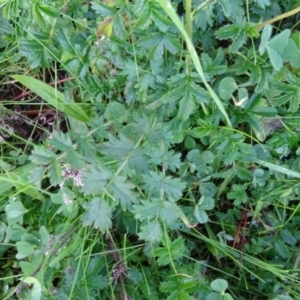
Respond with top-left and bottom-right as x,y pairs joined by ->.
1,0 -> 300,299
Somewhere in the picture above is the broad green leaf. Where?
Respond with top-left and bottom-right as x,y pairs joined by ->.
82,198 -> 112,233
217,0 -> 231,17
259,25 -> 272,55
198,196 -> 215,210
104,102 -> 127,122
12,75 -> 90,122
267,29 -> 290,52
280,39 -> 298,62
5,201 -> 28,220
206,292 -> 221,300
211,279 -> 228,293
266,46 -> 283,70
39,226 -> 50,245
194,207 -> 209,224
16,241 -> 36,259
23,277 -> 42,300
219,77 -> 237,100
97,17 -> 113,38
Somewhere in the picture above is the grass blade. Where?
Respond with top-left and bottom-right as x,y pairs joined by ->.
12,75 -> 90,122
156,0 -> 231,127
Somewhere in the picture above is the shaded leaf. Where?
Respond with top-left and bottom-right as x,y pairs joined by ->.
82,198 -> 112,233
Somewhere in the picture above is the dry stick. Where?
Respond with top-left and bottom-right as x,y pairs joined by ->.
255,6 -> 300,31
15,222 -> 80,296
107,234 -> 128,300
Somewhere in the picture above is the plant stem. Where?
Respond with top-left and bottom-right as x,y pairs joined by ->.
255,6 -> 300,31
185,0 -> 192,75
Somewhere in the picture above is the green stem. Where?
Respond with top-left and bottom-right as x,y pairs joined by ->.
185,0 -> 209,116
185,0 -> 192,74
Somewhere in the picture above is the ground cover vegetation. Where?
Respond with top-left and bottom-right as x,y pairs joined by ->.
1,0 -> 300,299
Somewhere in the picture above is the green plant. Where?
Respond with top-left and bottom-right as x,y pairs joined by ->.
1,0 -> 300,299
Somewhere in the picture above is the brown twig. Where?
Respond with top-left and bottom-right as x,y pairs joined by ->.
107,233 -> 129,300
255,6 -> 300,31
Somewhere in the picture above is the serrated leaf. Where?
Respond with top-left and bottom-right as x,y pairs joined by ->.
236,167 -> 252,180
133,199 -> 181,224
215,24 -> 240,40
48,161 -> 63,186
139,220 -> 162,243
82,198 -> 112,233
280,229 -> 297,246
101,134 -> 148,172
152,10 -> 172,32
104,102 -> 127,122
217,0 -> 231,17
91,1 -> 117,16
148,149 -> 181,172
30,146 -> 57,165
255,69 -> 268,93
230,30 -> 247,52
133,200 -> 161,221
82,167 -> 111,195
49,131 -> 73,151
274,240 -> 290,258
256,0 -> 271,9
142,171 -> 186,201
109,176 -> 136,209
154,236 -> 185,266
